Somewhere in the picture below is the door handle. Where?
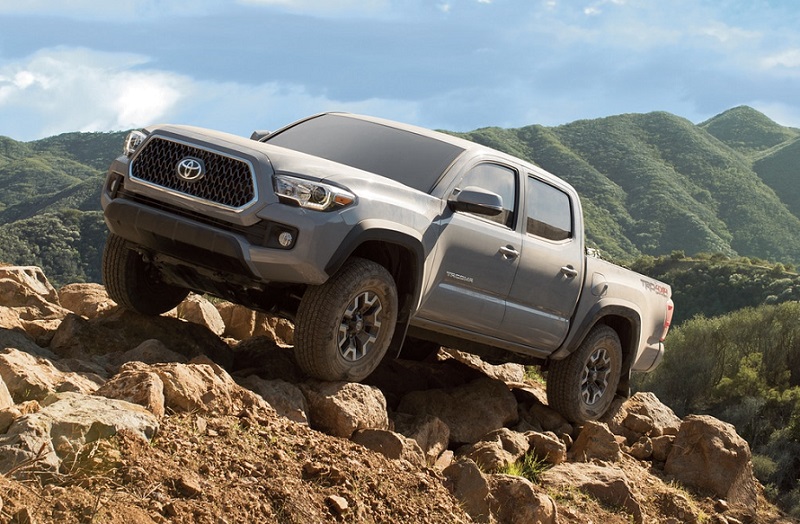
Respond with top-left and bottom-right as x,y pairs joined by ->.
560,265 -> 579,278
499,246 -> 519,259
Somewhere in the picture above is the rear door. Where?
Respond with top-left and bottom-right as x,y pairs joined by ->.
500,175 -> 583,350
416,162 -> 521,337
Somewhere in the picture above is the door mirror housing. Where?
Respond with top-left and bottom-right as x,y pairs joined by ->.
448,186 -> 504,216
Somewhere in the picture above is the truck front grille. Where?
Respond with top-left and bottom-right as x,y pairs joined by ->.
130,137 -> 256,209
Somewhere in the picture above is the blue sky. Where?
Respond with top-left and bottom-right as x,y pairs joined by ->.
0,0 -> 798,141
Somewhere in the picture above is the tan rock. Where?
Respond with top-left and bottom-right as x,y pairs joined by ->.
439,347 -> 526,383
526,430 -> 567,465
489,474 -> 558,524
0,348 -> 100,403
0,375 -> 12,410
253,312 -> 294,346
238,375 -> 307,424
397,377 -> 518,444
541,462 -> 645,523
301,381 -> 389,439
393,413 -> 450,465
652,434 -> 675,462
58,283 -> 117,319
216,301 -> 256,340
177,294 -> 226,336
95,367 -> 166,418
570,420 -> 621,462
0,266 -> 70,321
459,428 -> 529,472
351,428 -> 426,466
150,359 -> 274,418
665,415 -> 757,511
0,307 -> 23,331
442,459 -> 491,523
0,392 -> 158,475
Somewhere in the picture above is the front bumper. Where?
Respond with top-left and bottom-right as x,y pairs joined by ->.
103,195 -> 331,286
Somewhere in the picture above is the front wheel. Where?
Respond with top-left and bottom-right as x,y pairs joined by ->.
546,325 -> 622,423
102,233 -> 189,315
294,258 -> 398,382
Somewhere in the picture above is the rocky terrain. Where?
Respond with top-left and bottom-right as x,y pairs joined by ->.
0,264 -> 795,523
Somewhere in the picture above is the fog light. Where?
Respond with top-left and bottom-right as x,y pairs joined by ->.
278,231 -> 294,247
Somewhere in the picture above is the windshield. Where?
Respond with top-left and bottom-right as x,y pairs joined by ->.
265,114 -> 465,193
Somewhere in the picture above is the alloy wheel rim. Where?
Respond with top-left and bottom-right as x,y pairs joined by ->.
580,347 -> 612,405
337,290 -> 383,362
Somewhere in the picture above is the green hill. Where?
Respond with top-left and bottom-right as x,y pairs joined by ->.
700,105 -> 799,155
2,109 -> 800,286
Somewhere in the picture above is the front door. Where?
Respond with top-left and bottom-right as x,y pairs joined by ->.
416,162 -> 521,338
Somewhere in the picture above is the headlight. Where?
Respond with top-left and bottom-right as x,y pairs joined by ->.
273,174 -> 355,211
123,130 -> 147,157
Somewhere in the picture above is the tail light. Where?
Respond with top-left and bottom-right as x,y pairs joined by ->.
660,299 -> 674,342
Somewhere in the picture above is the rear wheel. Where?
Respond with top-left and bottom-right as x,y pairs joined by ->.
294,258 -> 398,381
102,233 -> 189,315
546,325 -> 622,423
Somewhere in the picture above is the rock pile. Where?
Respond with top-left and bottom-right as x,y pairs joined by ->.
0,265 -> 780,523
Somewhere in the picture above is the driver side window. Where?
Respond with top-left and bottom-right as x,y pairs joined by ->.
457,163 -> 518,229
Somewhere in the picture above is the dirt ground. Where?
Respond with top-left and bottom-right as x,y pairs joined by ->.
0,408 -> 793,523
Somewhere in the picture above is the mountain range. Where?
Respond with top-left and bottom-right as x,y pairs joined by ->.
0,106 -> 798,287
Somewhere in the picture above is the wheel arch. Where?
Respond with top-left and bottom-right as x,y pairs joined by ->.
325,223 -> 426,327
553,304 -> 642,396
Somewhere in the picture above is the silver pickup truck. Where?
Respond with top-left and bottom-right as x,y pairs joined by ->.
101,112 -> 674,422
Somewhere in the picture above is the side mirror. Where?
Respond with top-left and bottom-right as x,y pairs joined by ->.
250,130 -> 271,141
448,186 -> 503,216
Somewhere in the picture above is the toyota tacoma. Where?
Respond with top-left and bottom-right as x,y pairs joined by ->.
100,112 -> 674,422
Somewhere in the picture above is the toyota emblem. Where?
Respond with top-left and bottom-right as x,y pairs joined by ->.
176,157 -> 206,182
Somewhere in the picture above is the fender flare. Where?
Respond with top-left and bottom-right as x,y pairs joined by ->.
553,302 -> 642,364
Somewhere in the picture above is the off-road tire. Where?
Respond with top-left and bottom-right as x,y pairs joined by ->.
294,257 -> 398,381
102,233 -> 189,315
546,324 -> 622,423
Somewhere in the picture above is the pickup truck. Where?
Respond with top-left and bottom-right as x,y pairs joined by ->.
100,112 -> 674,422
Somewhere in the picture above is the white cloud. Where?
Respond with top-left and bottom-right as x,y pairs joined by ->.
761,49 -> 800,71
699,21 -> 761,44
0,46 -> 423,140
0,48 -> 185,138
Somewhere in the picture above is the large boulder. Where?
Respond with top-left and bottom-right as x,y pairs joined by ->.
459,428 -> 529,472
393,413 -> 450,465
605,391 -> 681,444
442,459 -> 491,523
0,266 -> 69,321
0,348 -> 102,403
569,420 -> 621,463
148,358 -> 274,418
216,301 -> 294,345
526,430 -> 567,465
49,308 -> 233,367
489,474 -> 558,524
57,283 -> 117,319
351,428 -> 426,466
301,381 -> 389,439
541,462 -> 645,524
94,365 -> 166,418
237,375 -> 308,424
176,294 -> 226,336
397,377 -> 518,444
664,415 -> 757,510
439,348 -> 526,383
0,392 -> 158,475
0,267 -> 71,345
